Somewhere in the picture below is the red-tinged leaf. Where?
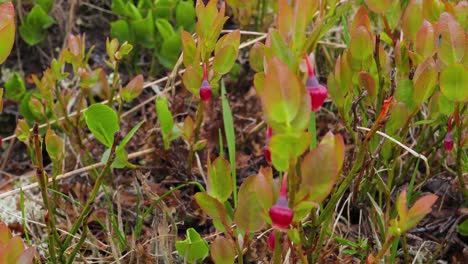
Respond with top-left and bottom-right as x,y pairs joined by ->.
0,222 -> 12,245
436,12 -> 465,65
182,65 -> 203,95
439,63 -> 468,102
210,237 -> 235,264
215,30 -> 240,55
253,72 -> 265,94
402,194 -> 438,232
181,30 -> 197,67
261,57 -> 304,126
45,129 -> 64,162
402,0 -> 423,41
350,26 -> 374,60
396,189 -> 408,224
304,0 -> 318,25
358,71 -> 377,100
413,57 -> 437,105
277,0 -> 293,42
234,175 -> 267,232
207,157 -> 232,203
300,132 -> 344,202
16,246 -> 37,264
428,91 -> 455,118
327,73 -> 345,108
416,20 -> 436,58
351,6 -> 371,32
0,2 -> 15,65
395,40 -> 410,76
0,236 -> 25,263
121,75 -> 143,102
455,2 -> 467,30
253,167 -> 276,210
194,192 -> 226,220
422,0 -> 443,22
212,45 -> 237,74
336,54 -> 352,93
293,0 -> 308,49
249,42 -> 264,72
386,102 -> 410,135
67,34 -> 82,57
364,0 -> 392,13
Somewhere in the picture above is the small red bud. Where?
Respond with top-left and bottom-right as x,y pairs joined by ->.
268,232 -> 275,251
444,132 -> 454,152
264,145 -> 272,164
199,80 -> 212,102
304,54 -> 328,112
267,127 -> 273,138
0,135 -> 2,148
306,79 -> 328,112
269,175 -> 293,230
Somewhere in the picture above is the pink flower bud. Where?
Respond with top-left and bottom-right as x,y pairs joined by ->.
304,55 -> 327,112
267,126 -> 273,138
269,175 -> 293,230
199,63 -> 212,102
444,132 -> 454,152
199,80 -> 212,102
268,232 -> 275,251
264,145 -> 272,164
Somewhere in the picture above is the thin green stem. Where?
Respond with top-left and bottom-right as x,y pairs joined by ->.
373,235 -> 395,263
62,133 -> 118,260
309,111 -> 317,150
33,124 -> 59,263
273,230 -> 282,264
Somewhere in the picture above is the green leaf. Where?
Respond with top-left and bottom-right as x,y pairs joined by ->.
156,96 -> 174,149
5,72 -> 26,101
123,1 -> 142,20
457,219 -> 468,236
249,42 -> 264,72
437,12 -> 465,65
415,20 -> 435,58
439,63 -> 468,102
45,129 -> 64,162
207,157 -> 232,202
111,20 -> 134,44
349,26 -> 374,60
0,2 -> 15,64
157,34 -> 182,69
176,1 -> 196,31
35,0 -> 54,13
300,132 -> 344,202
111,0 -> 126,16
120,75 -> 143,102
413,57 -> 437,105
212,46 -> 237,74
175,228 -> 209,264
130,12 -> 155,48
269,132 -> 311,171
15,119 -> 30,143
19,6 -> 54,45
234,175 -> 267,232
401,0 -> 423,41
155,18 -> 174,41
364,0 -> 392,13
84,104 -> 119,148
181,30 -> 196,67
261,57 -> 305,128
221,80 -> 237,206
194,192 -> 227,220
266,29 -> 296,70
110,120 -> 145,168
395,78 -> 416,112
181,65 -> 202,95
210,237 -> 235,264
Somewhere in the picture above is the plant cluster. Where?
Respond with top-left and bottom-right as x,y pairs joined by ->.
0,0 -> 466,263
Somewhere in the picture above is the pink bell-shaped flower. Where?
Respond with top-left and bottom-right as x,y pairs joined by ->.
305,55 -> 327,112
199,63 -> 212,102
269,174 -> 293,230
